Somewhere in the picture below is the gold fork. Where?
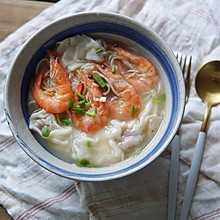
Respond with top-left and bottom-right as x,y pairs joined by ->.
167,55 -> 192,220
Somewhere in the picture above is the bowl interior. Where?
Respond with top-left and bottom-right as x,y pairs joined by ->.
5,12 -> 185,181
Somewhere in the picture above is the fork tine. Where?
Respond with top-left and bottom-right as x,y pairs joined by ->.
184,56 -> 192,103
182,56 -> 186,75
176,54 -> 192,103
180,55 -> 183,69
177,54 -> 183,66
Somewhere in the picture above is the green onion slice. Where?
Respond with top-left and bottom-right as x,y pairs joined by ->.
42,127 -> 50,137
72,107 -> 84,114
82,85 -> 87,96
75,158 -> 101,168
75,163 -> 83,167
79,158 -> 90,165
61,118 -> 71,126
135,149 -> 142,156
87,141 -> 92,148
96,48 -> 104,54
78,99 -> 86,107
75,158 -> 90,167
85,111 -> 96,117
94,74 -> 107,88
161,93 -> 166,101
76,92 -> 85,100
112,64 -> 116,73
131,105 -> 136,115
68,97 -> 74,107
152,99 -> 160,104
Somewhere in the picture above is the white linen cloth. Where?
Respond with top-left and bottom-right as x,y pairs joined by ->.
1,0 -> 220,219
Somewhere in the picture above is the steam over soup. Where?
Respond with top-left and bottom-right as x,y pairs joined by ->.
29,34 -> 166,167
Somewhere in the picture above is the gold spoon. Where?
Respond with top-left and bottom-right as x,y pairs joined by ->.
180,61 -> 220,220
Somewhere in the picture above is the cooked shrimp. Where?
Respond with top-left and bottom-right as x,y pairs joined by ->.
71,71 -> 109,133
95,63 -> 141,121
108,43 -> 158,94
33,52 -> 74,113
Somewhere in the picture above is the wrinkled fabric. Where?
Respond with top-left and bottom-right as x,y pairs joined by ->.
1,0 -> 220,219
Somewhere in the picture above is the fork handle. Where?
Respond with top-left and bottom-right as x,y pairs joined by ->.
179,131 -> 207,220
168,135 -> 179,220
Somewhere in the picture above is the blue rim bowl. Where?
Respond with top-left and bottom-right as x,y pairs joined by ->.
5,12 -> 185,181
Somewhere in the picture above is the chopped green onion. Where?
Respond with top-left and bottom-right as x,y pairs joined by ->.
87,140 -> 92,148
96,48 -> 104,54
112,64 -> 116,73
76,92 -> 85,100
42,127 -> 50,137
82,85 -> 87,96
75,162 -> 83,167
135,149 -> 142,156
152,99 -> 160,104
94,107 -> 97,114
131,105 -> 136,115
75,163 -> 83,167
72,107 -> 84,114
68,97 -> 74,107
85,111 -> 96,117
94,74 -> 107,88
61,118 -> 71,126
85,102 -> 91,106
79,158 -> 90,165
150,90 -> 161,103
75,158 -> 101,168
78,99 -> 86,107
75,158 -> 90,167
161,93 -> 166,101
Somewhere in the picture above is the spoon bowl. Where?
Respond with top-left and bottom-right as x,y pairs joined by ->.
196,61 -> 220,132
180,60 -> 220,220
196,61 -> 220,106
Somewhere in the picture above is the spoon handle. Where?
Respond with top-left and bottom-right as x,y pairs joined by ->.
179,131 -> 206,220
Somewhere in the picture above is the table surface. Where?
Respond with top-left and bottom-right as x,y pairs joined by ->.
0,1 -> 55,218
0,0 -> 54,41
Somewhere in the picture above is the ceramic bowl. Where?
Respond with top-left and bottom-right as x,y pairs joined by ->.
4,12 -> 185,181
